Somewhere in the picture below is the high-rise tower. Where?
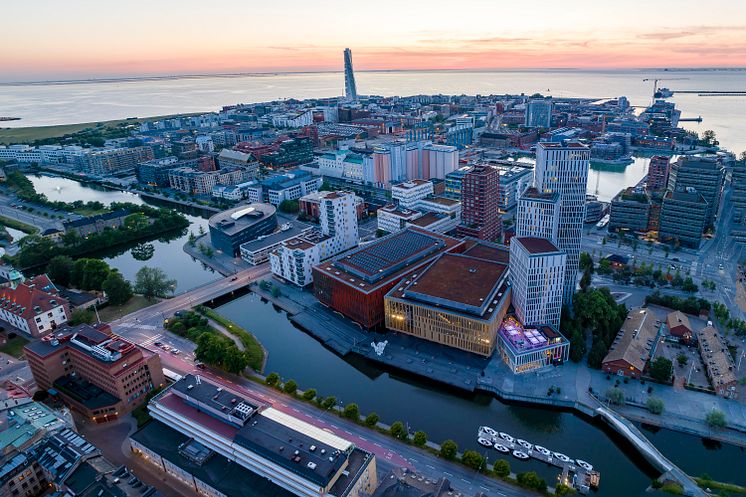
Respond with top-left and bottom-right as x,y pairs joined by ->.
343,48 -> 358,101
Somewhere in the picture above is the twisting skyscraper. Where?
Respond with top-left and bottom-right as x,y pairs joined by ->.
343,48 -> 358,101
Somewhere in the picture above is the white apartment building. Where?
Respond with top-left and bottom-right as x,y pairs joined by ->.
271,191 -> 359,286
377,204 -> 422,234
509,237 -> 566,328
391,180 -> 434,209
532,142 -> 590,304
515,187 -> 560,241
271,109 -> 313,128
195,135 -> 215,153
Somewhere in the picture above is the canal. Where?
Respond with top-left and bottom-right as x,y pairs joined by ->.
24,172 -> 744,495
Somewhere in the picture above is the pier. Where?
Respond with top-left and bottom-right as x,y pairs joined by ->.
672,90 -> 746,96
678,116 -> 703,122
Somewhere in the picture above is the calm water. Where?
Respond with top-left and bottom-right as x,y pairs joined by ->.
27,175 -> 219,292
1,69 -> 745,154
218,293 -> 745,497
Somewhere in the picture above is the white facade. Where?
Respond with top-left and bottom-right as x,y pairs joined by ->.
533,142 -> 590,304
509,238 -> 566,328
318,151 -> 346,179
525,99 -> 553,128
515,190 -> 560,241
271,110 -> 313,128
422,144 -> 459,179
195,135 -> 215,153
319,192 -> 359,254
391,180 -> 434,209
377,205 -> 422,234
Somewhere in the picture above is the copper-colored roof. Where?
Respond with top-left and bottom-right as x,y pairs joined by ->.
515,236 -> 561,254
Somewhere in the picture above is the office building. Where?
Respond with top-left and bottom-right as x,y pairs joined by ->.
647,155 -> 671,193
457,165 -> 502,242
384,240 -> 511,357
262,137 -> 314,168
497,317 -> 570,374
0,275 -> 70,338
659,189 -> 708,248
515,187 -> 560,241
444,165 -> 472,200
602,308 -> 659,379
271,192 -> 359,286
24,324 -> 165,422
344,48 -> 358,101
609,187 -> 651,233
132,374 -> 377,497
497,166 -> 533,210
209,204 -> 278,256
63,209 -> 130,237
509,237 -> 566,328
532,142 -> 591,304
525,98 -> 553,128
391,180 -> 434,209
246,170 -> 323,205
666,310 -> 694,344
667,156 -> 724,228
313,228 -> 462,329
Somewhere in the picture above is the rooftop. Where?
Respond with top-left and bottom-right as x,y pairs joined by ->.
514,236 -> 561,255
392,179 -> 431,190
208,203 -> 276,236
53,375 -> 120,410
498,316 -> 567,355
25,324 -> 142,367
520,186 -> 559,202
407,212 -> 447,228
603,308 -> 660,372
698,325 -> 737,389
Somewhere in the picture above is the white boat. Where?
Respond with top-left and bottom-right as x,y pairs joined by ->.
494,444 -> 510,454
479,426 -> 498,438
554,452 -> 571,463
477,437 -> 493,448
499,432 -> 514,443
512,450 -> 529,460
516,439 -> 532,450
534,445 -> 551,456
576,459 -> 593,471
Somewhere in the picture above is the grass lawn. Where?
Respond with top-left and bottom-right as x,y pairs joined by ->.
0,113 -> 203,145
73,207 -> 110,217
0,335 -> 29,358
197,307 -> 265,372
0,215 -> 39,234
98,295 -> 155,322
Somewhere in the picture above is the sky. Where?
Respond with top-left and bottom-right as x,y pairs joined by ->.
2,0 -> 746,82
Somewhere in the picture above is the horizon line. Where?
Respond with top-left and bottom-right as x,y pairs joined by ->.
3,66 -> 746,87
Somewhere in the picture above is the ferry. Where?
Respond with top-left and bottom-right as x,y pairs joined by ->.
512,450 -> 529,460
655,87 -> 674,98
590,154 -> 634,166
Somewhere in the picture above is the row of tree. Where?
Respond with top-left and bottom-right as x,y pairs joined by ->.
47,256 -> 132,305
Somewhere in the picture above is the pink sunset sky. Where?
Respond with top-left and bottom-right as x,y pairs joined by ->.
2,0 -> 745,81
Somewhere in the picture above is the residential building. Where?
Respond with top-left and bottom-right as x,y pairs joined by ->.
497,317 -> 570,374
525,98 -> 553,128
444,165 -> 472,200
509,237 -> 566,328
384,240 -> 511,356
732,158 -> 746,231
262,138 -> 314,168
659,189 -> 708,248
62,209 -> 130,237
344,48 -> 358,101
391,180 -> 434,209
299,190 -> 365,221
217,148 -> 259,178
666,310 -> 694,343
313,228 -> 463,329
169,166 -> 252,195
373,467 -> 484,497
602,308 -> 660,379
24,324 -> 165,422
667,156 -> 724,228
132,374 -> 377,497
647,155 -> 671,193
531,142 -> 591,305
270,191 -> 359,286
609,187 -> 651,233
209,204 -> 278,257
84,146 -> 154,176
136,156 -> 179,186
457,165 -> 502,242
246,170 -> 322,205
240,223 -> 315,266
515,187 -> 559,241
698,324 -> 738,399
0,276 -> 70,338
195,135 -> 214,153
377,204 -> 422,235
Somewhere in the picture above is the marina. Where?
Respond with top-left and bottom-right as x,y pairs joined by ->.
478,426 -> 601,494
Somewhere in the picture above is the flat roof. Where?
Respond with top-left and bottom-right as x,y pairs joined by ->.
461,238 -> 511,264
239,221 -> 314,253
420,196 -> 460,207
208,203 -> 276,236
499,316 -> 567,355
172,374 -> 259,425
514,236 -> 561,254
393,252 -> 509,317
392,179 -> 431,190
407,212 -> 446,228
53,375 -> 120,409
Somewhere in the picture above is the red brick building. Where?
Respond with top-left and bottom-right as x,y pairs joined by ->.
602,308 -> 659,379
457,165 -> 502,242
312,228 -> 463,329
666,310 -> 693,343
0,275 -> 71,338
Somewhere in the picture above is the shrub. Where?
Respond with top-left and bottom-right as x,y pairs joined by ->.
364,412 -> 380,427
706,409 -> 726,428
282,380 -> 297,395
646,397 -> 664,415
555,483 -> 576,495
605,387 -> 625,405
516,471 -> 547,492
493,459 -> 510,478
440,439 -> 458,460
265,372 -> 280,387
342,403 -> 360,421
302,388 -> 317,401
412,431 -> 427,447
322,396 -> 337,409
389,421 -> 407,440
461,450 -> 484,470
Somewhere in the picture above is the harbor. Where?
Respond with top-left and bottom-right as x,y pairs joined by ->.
477,426 -> 601,494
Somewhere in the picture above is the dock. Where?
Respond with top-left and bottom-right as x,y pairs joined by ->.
477,428 -> 600,494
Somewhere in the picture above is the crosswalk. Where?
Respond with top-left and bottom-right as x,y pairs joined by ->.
139,334 -> 163,347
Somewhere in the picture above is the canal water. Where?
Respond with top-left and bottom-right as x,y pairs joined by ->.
22,174 -> 745,495
217,293 -> 745,496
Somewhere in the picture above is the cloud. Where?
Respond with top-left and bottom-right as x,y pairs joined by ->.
638,31 -> 696,41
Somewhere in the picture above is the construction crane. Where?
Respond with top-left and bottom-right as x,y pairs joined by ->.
642,78 -> 689,102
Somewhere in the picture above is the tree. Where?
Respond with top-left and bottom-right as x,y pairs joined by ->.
493,459 -> 510,478
706,409 -> 726,428
282,379 -> 298,395
71,258 -> 111,291
302,388 -> 317,401
47,255 -> 74,287
278,199 -> 300,213
676,353 -> 688,367
650,357 -> 673,382
555,483 -> 577,495
343,403 -> 360,421
134,266 -> 177,300
102,271 -> 133,305
701,129 -> 718,146
569,330 -> 586,362
364,412 -> 380,427
322,396 -> 337,409
646,397 -> 664,415
517,471 -> 547,492
579,252 -> 594,273
265,372 -> 280,386
68,308 -> 95,325
412,431 -> 427,447
439,439 -> 458,460
223,346 -> 249,373
587,339 -> 608,369
461,450 -> 484,470
605,387 -> 625,405
389,421 -> 407,440
579,270 -> 592,291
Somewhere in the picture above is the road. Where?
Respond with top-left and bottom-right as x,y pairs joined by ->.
110,267 -> 532,497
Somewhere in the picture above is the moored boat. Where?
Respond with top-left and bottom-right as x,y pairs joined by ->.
512,450 -> 529,460
494,444 -> 510,454
499,432 -> 514,443
477,437 -> 493,448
